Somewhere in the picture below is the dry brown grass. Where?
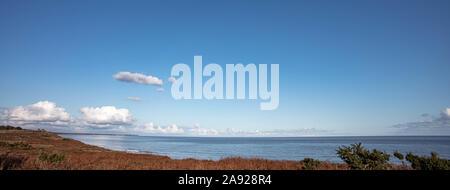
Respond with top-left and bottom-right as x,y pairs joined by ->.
0,129 -> 395,170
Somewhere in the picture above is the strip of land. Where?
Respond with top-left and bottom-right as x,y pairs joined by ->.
1,129 -> 405,170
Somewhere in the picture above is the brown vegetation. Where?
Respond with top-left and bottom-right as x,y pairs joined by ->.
0,129 -> 414,170
0,129 -> 351,170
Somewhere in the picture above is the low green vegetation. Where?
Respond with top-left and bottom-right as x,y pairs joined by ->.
337,143 -> 450,170
0,125 -> 22,130
393,151 -> 404,160
403,152 -> 449,170
38,152 -> 65,163
337,142 -> 390,170
0,141 -> 32,150
301,158 -> 321,170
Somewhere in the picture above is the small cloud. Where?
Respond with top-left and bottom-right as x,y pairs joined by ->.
189,124 -> 219,136
113,72 -> 163,86
225,127 -> 328,137
442,108 -> 450,119
133,123 -> 184,134
168,77 -> 176,83
78,106 -> 134,127
126,97 -> 142,101
421,113 -> 430,117
156,88 -> 164,92
130,123 -> 220,136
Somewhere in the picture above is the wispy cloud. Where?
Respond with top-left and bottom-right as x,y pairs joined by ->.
392,108 -> 450,135
189,124 -> 219,136
132,123 -> 184,134
113,72 -> 163,86
156,88 -> 164,92
168,77 -> 176,83
225,127 -> 329,137
126,97 -> 142,101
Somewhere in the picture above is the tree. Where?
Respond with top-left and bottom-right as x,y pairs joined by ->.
336,142 -> 390,170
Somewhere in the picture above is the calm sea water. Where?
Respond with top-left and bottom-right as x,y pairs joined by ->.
60,135 -> 450,164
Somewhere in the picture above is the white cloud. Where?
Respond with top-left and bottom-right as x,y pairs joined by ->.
442,108 -> 450,119
132,123 -> 184,134
225,127 -> 328,137
393,108 -> 450,135
126,97 -> 142,101
0,101 -> 73,126
113,72 -> 163,86
156,88 -> 164,92
189,124 -> 219,136
78,106 -> 134,127
168,77 -> 176,83
130,123 -> 221,136
0,101 -> 332,136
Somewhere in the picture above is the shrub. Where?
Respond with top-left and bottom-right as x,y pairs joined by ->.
393,151 -> 404,160
39,152 -> 65,163
405,152 -> 450,170
301,158 -> 321,170
0,141 -> 32,150
336,142 -> 390,170
0,125 -> 22,130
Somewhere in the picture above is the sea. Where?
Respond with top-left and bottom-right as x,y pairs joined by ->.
60,135 -> 450,164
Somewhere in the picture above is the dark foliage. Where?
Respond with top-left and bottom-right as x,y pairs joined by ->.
0,126 -> 22,130
301,158 -> 321,170
405,152 -> 450,170
336,142 -> 390,170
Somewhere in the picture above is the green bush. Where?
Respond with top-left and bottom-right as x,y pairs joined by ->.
405,152 -> 450,170
0,125 -> 22,130
336,142 -> 390,170
0,141 -> 32,150
393,151 -> 404,160
301,158 -> 321,170
39,152 -> 65,163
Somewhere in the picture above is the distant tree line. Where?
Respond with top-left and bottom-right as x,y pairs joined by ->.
0,125 -> 22,130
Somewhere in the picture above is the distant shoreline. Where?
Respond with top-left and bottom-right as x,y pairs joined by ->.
58,132 -> 450,138
56,132 -> 138,136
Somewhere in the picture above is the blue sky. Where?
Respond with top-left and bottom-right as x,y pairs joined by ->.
0,0 -> 449,136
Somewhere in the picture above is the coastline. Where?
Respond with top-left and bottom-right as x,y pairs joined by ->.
0,129 -> 350,170
1,129 -> 413,170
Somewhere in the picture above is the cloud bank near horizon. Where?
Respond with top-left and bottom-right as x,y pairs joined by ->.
0,101 -> 134,130
392,108 -> 450,135
0,101 -> 332,136
2,101 -> 449,136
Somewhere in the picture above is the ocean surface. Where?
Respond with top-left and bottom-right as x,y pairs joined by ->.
60,135 -> 450,164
